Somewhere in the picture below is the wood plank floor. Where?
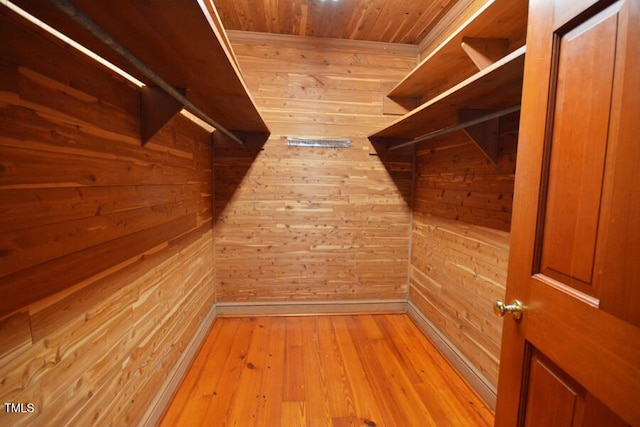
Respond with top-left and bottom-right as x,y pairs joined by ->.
160,314 -> 494,426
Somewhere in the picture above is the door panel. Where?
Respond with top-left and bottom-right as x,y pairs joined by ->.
523,350 -> 628,427
539,6 -> 618,293
593,0 -> 640,327
495,0 -> 640,425
523,351 -> 584,427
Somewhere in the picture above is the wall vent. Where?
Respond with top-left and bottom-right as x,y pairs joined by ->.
286,137 -> 351,148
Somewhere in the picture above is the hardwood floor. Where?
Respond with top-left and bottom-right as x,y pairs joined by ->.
160,314 -> 494,426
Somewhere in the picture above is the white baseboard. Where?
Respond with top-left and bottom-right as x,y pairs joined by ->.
407,301 -> 497,410
140,304 -> 218,427
216,299 -> 408,316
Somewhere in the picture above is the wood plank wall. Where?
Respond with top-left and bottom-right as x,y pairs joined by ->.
414,116 -> 518,232
214,32 -> 416,306
410,0 -> 518,397
409,123 -> 516,393
0,12 -> 214,426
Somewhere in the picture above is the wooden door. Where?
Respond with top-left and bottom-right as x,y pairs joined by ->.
495,0 -> 640,425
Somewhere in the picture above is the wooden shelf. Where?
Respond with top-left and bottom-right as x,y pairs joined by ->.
369,46 -> 525,143
12,0 -> 270,140
388,0 -> 528,105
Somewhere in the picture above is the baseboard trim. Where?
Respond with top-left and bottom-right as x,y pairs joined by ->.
406,301 -> 497,410
216,299 -> 408,317
140,304 -> 218,427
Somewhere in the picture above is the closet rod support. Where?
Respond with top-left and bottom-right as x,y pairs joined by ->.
388,104 -> 521,151
47,0 -> 245,146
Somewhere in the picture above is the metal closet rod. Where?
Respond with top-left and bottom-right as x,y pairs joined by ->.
48,0 -> 244,145
387,104 -> 522,151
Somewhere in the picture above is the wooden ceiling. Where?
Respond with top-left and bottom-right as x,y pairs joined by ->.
212,0 -> 466,45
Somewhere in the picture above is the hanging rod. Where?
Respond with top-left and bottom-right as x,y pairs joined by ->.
47,0 -> 244,146
387,104 -> 521,151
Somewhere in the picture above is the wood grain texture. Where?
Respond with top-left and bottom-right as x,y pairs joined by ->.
409,214 -> 509,389
361,0 -> 520,399
213,0 -> 465,45
391,0 -> 528,102
413,113 -> 518,232
0,10 -> 215,426
160,314 -> 494,426
540,6 -> 619,293
214,32 -> 416,303
595,0 -> 640,328
11,0 -> 270,136
418,0 -> 486,59
370,46 -> 524,141
496,1 -> 640,424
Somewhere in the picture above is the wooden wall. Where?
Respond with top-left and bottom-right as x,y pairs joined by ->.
409,124 -> 516,396
214,32 -> 416,306
0,3 -> 517,421
413,116 -> 518,232
0,11 -> 214,426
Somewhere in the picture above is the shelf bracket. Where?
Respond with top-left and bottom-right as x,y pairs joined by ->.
140,85 -> 185,145
461,37 -> 510,70
383,96 -> 420,116
459,109 -> 500,165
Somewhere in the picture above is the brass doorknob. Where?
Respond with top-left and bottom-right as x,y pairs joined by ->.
493,299 -> 523,320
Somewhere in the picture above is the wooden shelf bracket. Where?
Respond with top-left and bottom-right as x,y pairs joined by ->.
141,86 -> 185,145
461,37 -> 510,70
459,109 -> 500,164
